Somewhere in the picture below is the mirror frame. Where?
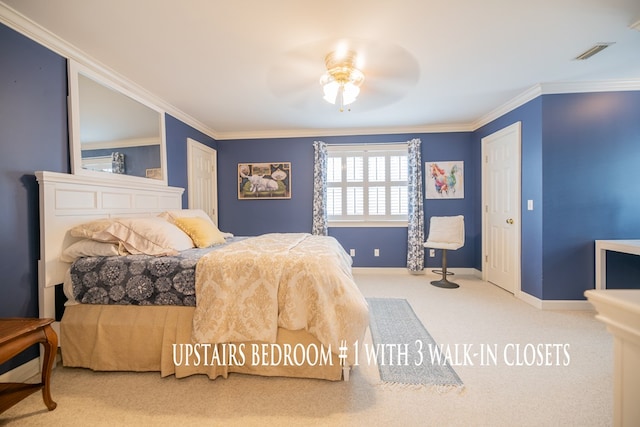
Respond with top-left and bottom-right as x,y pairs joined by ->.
68,59 -> 168,186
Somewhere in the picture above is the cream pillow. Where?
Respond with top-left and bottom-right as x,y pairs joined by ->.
69,218 -> 119,241
173,217 -> 226,248
60,239 -> 127,263
93,217 -> 194,256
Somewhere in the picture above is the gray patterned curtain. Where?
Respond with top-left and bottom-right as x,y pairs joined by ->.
406,138 -> 425,272
312,141 -> 328,236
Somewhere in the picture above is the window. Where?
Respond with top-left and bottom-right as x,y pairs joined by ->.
327,144 -> 408,226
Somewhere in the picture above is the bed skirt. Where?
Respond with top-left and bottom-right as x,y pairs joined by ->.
60,305 -> 343,381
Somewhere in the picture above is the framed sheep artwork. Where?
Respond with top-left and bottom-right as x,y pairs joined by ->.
237,162 -> 291,199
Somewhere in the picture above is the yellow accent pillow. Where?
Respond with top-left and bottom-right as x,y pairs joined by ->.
173,217 -> 226,248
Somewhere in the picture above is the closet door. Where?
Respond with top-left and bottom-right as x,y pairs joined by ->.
187,138 -> 218,225
482,122 -> 521,294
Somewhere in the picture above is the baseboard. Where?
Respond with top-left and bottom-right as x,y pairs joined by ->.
450,268 -> 482,278
353,267 -> 408,274
352,267 -> 482,277
0,358 -> 40,383
517,290 -> 595,311
540,299 -> 594,311
516,290 -> 543,308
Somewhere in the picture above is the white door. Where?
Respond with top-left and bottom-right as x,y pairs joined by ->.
187,138 -> 218,225
482,122 -> 521,294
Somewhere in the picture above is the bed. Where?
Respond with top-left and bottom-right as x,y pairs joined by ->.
36,171 -> 369,381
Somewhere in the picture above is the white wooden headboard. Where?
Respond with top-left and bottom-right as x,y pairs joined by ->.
35,171 -> 184,324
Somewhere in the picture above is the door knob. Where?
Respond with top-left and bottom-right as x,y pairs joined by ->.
506,218 -> 514,224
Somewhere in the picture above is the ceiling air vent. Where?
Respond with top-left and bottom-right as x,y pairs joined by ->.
574,43 -> 614,60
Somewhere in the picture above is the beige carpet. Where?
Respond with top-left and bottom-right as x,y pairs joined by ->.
0,270 -> 613,426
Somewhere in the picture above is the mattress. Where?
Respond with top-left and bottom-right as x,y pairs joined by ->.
67,238 -> 246,306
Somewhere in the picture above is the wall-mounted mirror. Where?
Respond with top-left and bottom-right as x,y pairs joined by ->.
68,60 -> 167,184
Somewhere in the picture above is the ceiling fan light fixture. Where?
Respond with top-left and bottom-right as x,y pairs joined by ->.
320,50 -> 364,112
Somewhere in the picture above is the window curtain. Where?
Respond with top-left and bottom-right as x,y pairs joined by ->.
312,140 -> 328,236
406,138 -> 425,272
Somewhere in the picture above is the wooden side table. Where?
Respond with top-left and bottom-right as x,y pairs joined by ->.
0,318 -> 57,413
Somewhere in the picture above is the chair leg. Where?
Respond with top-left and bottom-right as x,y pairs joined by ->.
430,249 -> 460,289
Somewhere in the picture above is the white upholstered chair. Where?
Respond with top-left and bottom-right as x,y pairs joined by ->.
423,215 -> 465,288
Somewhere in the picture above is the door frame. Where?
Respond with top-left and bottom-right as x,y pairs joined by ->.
481,121 -> 522,295
187,137 -> 218,225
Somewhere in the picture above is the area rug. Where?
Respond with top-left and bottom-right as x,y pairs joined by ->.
366,297 -> 463,390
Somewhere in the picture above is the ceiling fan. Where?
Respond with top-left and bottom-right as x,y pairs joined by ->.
266,38 -> 420,112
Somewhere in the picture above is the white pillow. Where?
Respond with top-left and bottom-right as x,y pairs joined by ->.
92,217 -> 194,256
60,239 -> 127,263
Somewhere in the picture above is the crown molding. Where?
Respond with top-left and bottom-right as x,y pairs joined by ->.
471,79 -> 640,131
214,122 -> 474,140
540,79 -> 640,95
472,85 -> 543,130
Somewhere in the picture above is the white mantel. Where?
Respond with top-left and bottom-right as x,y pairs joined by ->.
585,289 -> 640,427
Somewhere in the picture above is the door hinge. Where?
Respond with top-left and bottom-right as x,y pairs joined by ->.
485,255 -> 488,262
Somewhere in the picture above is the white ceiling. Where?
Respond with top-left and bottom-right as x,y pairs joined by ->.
3,0 -> 640,140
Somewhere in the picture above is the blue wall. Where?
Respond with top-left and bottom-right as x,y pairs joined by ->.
165,114 -> 217,207
541,92 -> 640,299
217,137 -> 314,235
0,23 -> 69,373
473,98 -> 544,298
473,92 -> 640,300
217,132 -> 476,268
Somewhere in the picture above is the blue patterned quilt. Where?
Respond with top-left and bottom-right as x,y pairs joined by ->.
69,240 -> 242,306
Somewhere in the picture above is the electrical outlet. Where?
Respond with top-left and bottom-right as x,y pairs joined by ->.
429,249 -> 435,257
374,248 -> 380,257
349,249 -> 356,257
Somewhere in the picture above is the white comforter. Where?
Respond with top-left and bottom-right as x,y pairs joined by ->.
191,233 -> 369,365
